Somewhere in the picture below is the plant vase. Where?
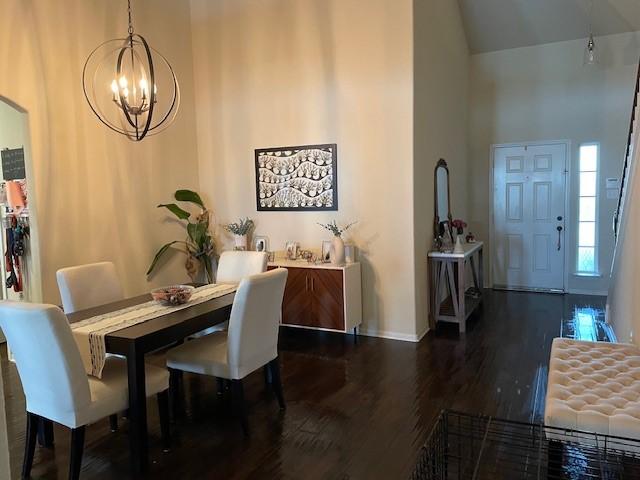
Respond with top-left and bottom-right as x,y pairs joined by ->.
453,235 -> 465,254
331,236 -> 345,265
234,234 -> 248,251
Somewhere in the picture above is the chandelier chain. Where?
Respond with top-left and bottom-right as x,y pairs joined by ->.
127,0 -> 134,35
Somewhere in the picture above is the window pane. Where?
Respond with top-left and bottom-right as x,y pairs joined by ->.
578,247 -> 596,272
580,172 -> 597,196
579,222 -> 596,247
580,145 -> 598,171
579,197 -> 596,221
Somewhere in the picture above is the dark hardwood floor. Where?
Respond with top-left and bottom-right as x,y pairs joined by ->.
0,290 -> 607,479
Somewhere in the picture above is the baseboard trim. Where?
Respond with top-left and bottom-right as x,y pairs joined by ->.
358,326 -> 428,343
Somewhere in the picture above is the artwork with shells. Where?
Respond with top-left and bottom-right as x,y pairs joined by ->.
255,144 -> 338,211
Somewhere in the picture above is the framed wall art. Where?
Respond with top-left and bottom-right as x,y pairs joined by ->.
255,143 -> 338,211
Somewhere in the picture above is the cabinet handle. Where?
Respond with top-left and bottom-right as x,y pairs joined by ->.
305,276 -> 309,291
311,277 -> 314,291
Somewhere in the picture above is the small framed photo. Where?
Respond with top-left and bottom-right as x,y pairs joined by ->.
321,240 -> 332,263
254,235 -> 268,252
285,241 -> 299,260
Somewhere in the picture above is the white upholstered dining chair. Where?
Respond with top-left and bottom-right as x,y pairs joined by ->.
0,302 -> 170,480
194,251 -> 269,342
216,250 -> 268,283
166,268 -> 288,435
56,261 -> 126,432
56,261 -> 124,314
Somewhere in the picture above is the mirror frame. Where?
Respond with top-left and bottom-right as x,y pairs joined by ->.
434,158 -> 453,241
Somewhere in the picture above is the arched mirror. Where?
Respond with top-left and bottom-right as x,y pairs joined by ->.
433,158 -> 453,244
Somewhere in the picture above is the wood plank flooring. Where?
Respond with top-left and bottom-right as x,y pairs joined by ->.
0,290 -> 606,479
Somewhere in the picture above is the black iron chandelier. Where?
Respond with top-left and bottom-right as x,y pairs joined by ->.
82,0 -> 180,141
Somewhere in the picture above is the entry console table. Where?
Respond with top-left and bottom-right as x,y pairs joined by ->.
268,260 -> 362,334
428,242 -> 484,333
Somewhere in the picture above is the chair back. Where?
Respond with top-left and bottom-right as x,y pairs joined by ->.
0,302 -> 91,419
57,261 -> 123,313
216,251 -> 268,284
226,269 -> 287,377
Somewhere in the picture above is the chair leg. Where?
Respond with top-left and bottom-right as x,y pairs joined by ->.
22,412 -> 39,479
216,377 -> 225,396
231,379 -> 249,436
37,418 -> 54,447
263,364 -> 272,387
169,368 -> 183,420
269,358 -> 286,410
69,426 -> 85,480
109,414 -> 118,432
157,390 -> 171,452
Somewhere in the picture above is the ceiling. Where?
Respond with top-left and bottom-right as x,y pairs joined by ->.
457,0 -> 640,54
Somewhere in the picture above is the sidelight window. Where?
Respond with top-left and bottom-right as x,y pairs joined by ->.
576,143 -> 599,274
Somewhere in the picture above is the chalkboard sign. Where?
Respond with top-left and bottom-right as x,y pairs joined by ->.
1,148 -> 26,181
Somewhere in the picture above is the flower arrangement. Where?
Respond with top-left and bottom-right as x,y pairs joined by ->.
317,220 -> 356,237
451,219 -> 467,235
147,189 -> 216,283
224,217 -> 254,236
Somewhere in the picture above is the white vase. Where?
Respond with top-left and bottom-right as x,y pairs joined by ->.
234,234 -> 247,250
454,235 -> 465,254
331,236 -> 345,265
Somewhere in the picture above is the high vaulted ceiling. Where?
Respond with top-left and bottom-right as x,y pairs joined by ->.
457,0 -> 640,54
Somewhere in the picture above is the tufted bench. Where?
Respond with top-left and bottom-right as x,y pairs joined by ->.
545,338 -> 640,440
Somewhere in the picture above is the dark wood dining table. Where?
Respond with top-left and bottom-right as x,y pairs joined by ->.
67,289 -> 235,474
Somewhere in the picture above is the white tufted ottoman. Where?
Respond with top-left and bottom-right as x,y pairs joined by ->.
545,338 -> 640,440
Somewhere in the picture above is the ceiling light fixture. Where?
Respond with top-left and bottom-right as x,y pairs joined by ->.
583,0 -> 599,66
82,0 -> 180,141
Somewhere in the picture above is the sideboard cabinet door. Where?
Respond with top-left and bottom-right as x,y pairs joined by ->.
280,267 -> 311,327
310,269 -> 344,330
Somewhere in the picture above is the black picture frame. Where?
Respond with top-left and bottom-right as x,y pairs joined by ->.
254,143 -> 338,211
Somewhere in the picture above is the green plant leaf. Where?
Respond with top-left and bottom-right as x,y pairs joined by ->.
158,203 -> 190,220
146,241 -> 180,275
175,189 -> 204,209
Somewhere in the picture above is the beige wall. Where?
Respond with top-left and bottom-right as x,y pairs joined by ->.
469,32 -> 640,294
413,0 -> 470,334
190,0 -> 419,339
0,0 -> 202,304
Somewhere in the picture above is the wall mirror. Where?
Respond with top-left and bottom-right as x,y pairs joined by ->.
434,158 -> 453,241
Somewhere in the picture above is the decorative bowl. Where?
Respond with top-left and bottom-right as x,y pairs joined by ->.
151,285 -> 195,306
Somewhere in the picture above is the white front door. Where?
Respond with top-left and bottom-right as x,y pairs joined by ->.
492,143 -> 567,292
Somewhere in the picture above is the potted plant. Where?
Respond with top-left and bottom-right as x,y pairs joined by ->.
318,220 -> 356,265
224,217 -> 254,250
147,189 -> 216,283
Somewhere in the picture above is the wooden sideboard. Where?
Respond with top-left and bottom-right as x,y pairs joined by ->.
267,260 -> 362,335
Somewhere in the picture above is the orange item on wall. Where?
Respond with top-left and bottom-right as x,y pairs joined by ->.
5,180 -> 26,213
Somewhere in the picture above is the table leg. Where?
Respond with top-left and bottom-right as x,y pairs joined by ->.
457,259 -> 466,333
470,256 -> 480,291
127,346 -> 148,474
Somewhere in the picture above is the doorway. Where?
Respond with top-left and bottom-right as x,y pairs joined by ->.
491,141 -> 568,292
0,97 -> 42,343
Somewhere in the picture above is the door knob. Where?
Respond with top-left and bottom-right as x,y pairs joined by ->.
556,225 -> 563,251
557,216 -> 563,221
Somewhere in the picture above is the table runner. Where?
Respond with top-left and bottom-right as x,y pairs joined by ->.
71,284 -> 237,378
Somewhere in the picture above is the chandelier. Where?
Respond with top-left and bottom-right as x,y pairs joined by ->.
82,0 -> 180,141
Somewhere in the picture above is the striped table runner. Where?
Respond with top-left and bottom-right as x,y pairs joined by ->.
71,284 -> 236,378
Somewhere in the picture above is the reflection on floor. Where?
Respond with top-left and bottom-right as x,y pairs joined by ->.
560,297 -> 612,342
0,290 -> 610,479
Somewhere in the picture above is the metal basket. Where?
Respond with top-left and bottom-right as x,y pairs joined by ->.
412,410 -> 640,479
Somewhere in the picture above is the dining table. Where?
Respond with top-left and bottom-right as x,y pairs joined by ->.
66,287 -> 235,474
